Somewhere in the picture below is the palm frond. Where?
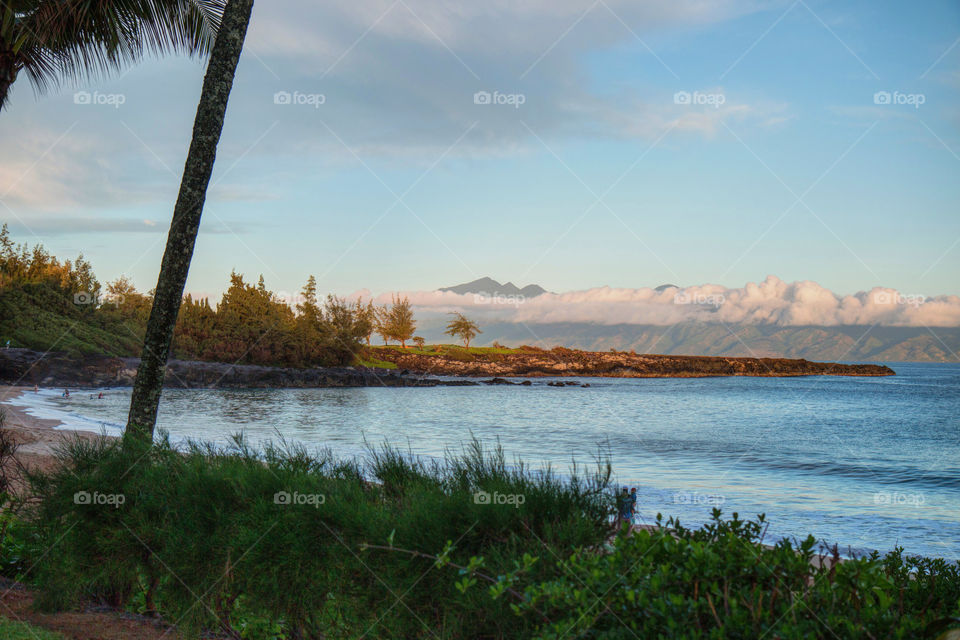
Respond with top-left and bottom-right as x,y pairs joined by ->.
3,0 -> 226,100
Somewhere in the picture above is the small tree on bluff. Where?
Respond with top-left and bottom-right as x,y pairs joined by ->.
384,295 -> 416,348
445,313 -> 481,348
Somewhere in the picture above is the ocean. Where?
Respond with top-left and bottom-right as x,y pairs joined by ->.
5,362 -> 958,560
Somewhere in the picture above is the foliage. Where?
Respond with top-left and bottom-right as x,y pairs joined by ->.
10,428 -> 960,638
354,299 -> 377,346
380,294 -> 416,347
0,618 -> 64,640
445,312 -> 481,347
508,511 -> 960,639
0,0 -> 225,108
0,226 -> 376,367
23,434 -> 614,639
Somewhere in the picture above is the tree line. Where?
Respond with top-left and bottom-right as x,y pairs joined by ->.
0,224 -> 431,366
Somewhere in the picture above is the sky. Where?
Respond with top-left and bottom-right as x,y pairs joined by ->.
1,0 -> 958,307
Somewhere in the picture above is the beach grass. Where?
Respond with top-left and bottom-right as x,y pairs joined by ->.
4,432 -> 957,639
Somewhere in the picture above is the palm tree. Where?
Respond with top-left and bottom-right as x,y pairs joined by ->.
1,0 -> 225,109
124,0 -> 253,443
445,312 -> 481,348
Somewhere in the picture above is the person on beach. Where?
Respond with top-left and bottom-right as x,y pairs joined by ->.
618,487 -> 635,527
629,487 -> 638,523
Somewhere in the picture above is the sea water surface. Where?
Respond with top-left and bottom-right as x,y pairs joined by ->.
6,362 -> 959,559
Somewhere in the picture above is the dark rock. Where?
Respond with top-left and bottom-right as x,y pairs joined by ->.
369,346 -> 896,379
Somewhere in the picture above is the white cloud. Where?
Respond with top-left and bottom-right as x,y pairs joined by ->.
362,275 -> 960,327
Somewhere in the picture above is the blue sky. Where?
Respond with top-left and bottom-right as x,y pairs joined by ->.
1,0 -> 958,301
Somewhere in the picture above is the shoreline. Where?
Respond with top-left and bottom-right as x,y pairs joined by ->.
0,386 -> 108,466
0,348 -> 895,391
0,385 -> 948,563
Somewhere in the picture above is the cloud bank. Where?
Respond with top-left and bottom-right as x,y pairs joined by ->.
356,275 -> 960,328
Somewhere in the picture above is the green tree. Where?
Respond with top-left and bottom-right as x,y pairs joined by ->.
445,312 -> 481,348
125,0 -> 255,444
293,275 -> 324,366
374,303 -> 391,345
1,0 -> 226,109
353,299 -> 376,346
385,295 -> 416,348
99,276 -> 152,335
173,294 -> 214,359
412,336 -> 425,350
322,295 -> 365,365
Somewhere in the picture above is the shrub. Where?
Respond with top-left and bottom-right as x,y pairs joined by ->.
24,434 -> 614,639
18,436 -> 960,639
508,511 -> 960,639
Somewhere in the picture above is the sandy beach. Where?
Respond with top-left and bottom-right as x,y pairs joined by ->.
0,385 -> 107,475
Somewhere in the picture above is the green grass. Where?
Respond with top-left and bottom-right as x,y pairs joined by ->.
0,283 -> 142,357
11,435 -> 960,639
22,434 -> 614,639
369,344 -> 522,357
0,618 -> 65,639
353,355 -> 398,369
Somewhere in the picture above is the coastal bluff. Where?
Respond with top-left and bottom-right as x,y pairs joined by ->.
367,346 -> 895,379
0,347 -> 893,389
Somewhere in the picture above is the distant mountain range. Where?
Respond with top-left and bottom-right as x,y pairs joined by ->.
439,277 -> 546,298
457,323 -> 960,363
430,278 -> 960,362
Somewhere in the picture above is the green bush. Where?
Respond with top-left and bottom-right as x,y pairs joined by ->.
18,435 -> 960,639
24,434 -> 613,639
510,511 -> 960,639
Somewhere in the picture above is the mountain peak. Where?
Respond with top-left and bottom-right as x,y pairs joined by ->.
439,277 -> 547,297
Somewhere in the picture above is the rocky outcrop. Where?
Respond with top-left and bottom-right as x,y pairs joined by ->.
369,347 -> 895,378
0,349 -> 475,389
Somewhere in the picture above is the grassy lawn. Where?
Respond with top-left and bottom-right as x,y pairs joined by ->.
369,344 -> 522,356
0,618 -> 64,639
353,355 -> 398,369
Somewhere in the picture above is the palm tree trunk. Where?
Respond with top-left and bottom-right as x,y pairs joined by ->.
124,0 -> 254,444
